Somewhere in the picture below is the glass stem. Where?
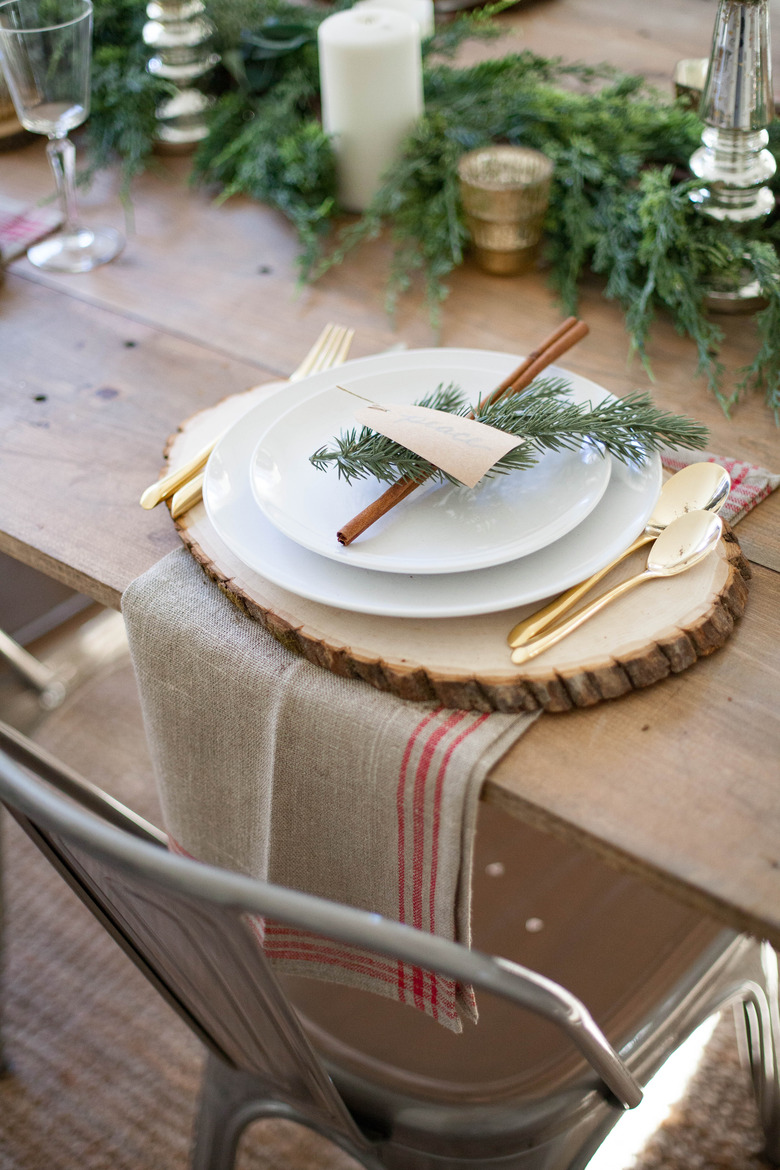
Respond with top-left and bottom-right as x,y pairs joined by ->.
47,136 -> 79,236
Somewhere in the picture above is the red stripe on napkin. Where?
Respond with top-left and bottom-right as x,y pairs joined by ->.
263,925 -> 400,976
409,710 -> 468,1013
166,709 -> 495,1029
170,835 -> 404,984
263,940 -> 399,986
425,712 -> 491,1017
261,928 -> 460,1023
395,707 -> 446,1005
390,708 -> 493,1023
411,711 -> 466,928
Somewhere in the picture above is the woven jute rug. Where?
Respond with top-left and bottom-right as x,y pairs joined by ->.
0,656 -> 773,1170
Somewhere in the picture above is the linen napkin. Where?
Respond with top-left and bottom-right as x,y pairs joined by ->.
122,549 -> 538,1031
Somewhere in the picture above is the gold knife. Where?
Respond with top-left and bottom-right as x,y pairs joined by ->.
140,323 -> 355,515
170,471 -> 206,520
139,439 -> 220,510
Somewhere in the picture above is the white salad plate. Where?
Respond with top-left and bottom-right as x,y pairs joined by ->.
249,364 -> 612,574
203,349 -> 662,619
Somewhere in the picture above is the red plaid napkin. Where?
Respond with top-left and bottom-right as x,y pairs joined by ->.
0,195 -> 61,263
660,447 -> 780,526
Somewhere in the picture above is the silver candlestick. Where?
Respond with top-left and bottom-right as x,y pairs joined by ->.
689,0 -> 776,309
143,0 -> 219,150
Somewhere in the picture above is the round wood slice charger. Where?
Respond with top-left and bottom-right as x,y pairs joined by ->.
167,384 -> 751,714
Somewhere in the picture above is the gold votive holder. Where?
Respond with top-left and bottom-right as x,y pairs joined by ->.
457,145 -> 553,276
673,58 -> 709,111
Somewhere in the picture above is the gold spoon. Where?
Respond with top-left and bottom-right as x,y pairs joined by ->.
507,462 -> 731,648
510,510 -> 723,666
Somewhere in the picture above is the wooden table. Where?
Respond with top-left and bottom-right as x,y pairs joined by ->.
1,0 -> 779,951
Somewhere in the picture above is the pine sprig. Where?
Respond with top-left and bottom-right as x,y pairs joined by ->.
738,240 -> 780,420
309,379 -> 709,486
191,69 -> 336,274
591,169 -> 728,400
86,42 -> 171,194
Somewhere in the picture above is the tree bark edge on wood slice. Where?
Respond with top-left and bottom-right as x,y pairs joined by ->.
174,507 -> 751,715
162,384 -> 752,714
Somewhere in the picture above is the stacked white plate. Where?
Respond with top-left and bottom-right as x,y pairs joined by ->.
203,349 -> 662,619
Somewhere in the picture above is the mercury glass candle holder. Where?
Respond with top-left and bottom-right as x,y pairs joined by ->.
458,145 -> 553,276
143,0 -> 219,150
688,0 -> 775,309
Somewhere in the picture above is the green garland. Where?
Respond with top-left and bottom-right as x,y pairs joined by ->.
86,0 -> 780,416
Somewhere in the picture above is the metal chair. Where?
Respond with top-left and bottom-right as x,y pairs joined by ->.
0,720 -> 778,1170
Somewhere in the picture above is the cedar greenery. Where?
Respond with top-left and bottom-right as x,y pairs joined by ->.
309,379 -> 710,486
86,0 -> 780,416
87,0 -> 172,191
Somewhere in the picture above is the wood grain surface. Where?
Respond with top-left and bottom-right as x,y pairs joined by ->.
487,563 -> 780,948
1,0 -> 779,945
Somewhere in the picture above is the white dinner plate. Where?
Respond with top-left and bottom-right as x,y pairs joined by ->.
203,349 -> 662,619
249,365 -> 612,574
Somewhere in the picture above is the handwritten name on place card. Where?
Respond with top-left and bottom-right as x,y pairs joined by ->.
353,402 -> 522,489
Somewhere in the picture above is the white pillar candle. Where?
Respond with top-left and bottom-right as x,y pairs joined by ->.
318,7 -> 424,213
354,0 -> 435,40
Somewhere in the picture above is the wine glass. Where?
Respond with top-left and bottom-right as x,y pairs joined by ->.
0,0 -> 123,272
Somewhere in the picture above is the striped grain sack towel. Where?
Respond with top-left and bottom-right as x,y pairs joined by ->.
122,549 -> 537,1031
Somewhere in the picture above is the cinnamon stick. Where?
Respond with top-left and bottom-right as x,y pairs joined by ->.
336,318 -> 589,546
481,316 -> 580,407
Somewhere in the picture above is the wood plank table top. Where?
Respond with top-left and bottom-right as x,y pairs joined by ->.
1,0 -> 779,948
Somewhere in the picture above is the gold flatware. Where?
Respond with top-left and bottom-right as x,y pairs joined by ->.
169,323 -> 354,519
169,470 -> 205,520
510,510 -> 723,666
507,462 -> 731,648
140,322 -> 355,512
139,438 -> 216,510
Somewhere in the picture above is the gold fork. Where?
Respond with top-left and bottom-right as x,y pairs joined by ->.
139,323 -> 355,518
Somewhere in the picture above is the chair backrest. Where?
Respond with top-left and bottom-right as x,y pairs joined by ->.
0,727 -> 365,1149
0,726 -> 642,1131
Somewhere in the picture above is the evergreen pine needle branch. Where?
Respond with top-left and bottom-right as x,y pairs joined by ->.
737,241 -> 780,420
474,386 -> 709,464
310,379 -> 708,486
